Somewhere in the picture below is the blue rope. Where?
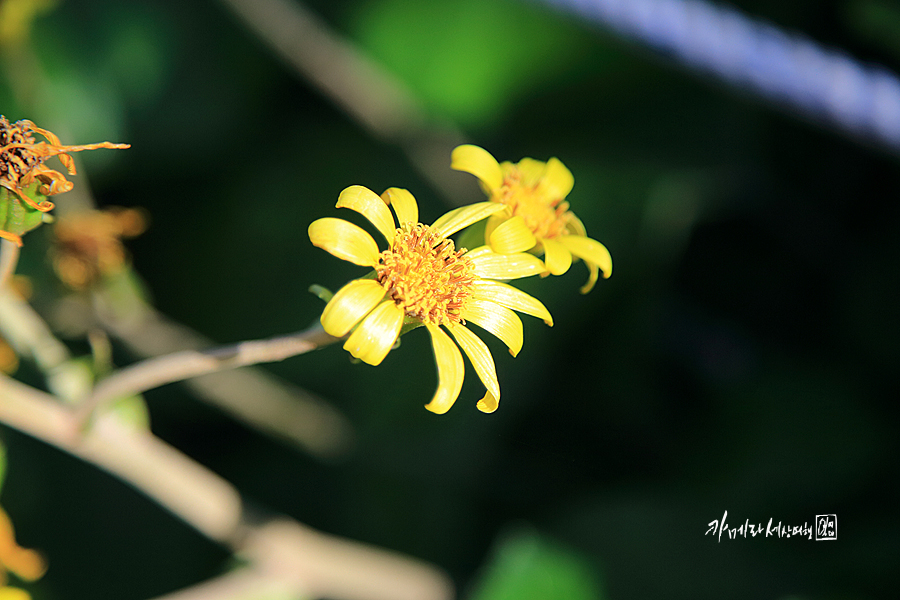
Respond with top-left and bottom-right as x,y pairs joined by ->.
535,0 -> 900,151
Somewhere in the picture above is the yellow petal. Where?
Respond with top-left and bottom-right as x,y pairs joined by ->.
558,234 -> 612,279
580,262 -> 600,294
430,201 -> 505,240
541,237 -> 573,275
381,187 -> 418,227
469,249 -> 545,280
515,157 -> 546,187
336,185 -> 396,245
483,212 -> 505,245
489,215 -> 537,254
320,279 -> 386,337
463,297 -> 524,357
472,280 -> 553,326
309,218 -> 381,267
535,157 -> 574,200
0,588 -> 34,600
343,301 -> 403,366
423,324 -> 465,414
464,245 -> 492,259
566,212 -> 587,237
448,323 -> 500,402
451,144 -> 503,191
476,390 -> 499,413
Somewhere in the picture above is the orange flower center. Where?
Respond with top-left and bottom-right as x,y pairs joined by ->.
377,223 -> 475,326
497,168 -> 572,240
0,116 -> 41,189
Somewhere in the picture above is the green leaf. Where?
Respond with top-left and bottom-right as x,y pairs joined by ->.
0,183 -> 50,239
468,528 -> 605,600
309,284 -> 335,303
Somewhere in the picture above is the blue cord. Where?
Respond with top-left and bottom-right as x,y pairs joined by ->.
536,0 -> 900,151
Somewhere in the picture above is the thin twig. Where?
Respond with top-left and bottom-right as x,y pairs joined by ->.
218,0 -> 478,206
0,286 -> 93,403
2,273 -> 352,456
222,0 -> 424,141
66,264 -> 356,457
91,291 -> 354,458
77,323 -> 339,426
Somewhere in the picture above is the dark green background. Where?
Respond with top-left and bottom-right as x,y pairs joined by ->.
1,0 -> 898,598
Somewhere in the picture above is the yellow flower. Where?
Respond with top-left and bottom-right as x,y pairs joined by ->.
309,185 -> 553,414
451,144 -> 612,293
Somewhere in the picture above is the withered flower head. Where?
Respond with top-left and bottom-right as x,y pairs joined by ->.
0,116 -> 129,246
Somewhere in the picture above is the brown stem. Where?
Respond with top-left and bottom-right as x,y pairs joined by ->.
77,323 -> 340,426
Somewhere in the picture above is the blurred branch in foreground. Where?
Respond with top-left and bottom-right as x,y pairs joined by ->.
0,285 -> 90,403
218,0 -> 478,206
0,375 -> 454,600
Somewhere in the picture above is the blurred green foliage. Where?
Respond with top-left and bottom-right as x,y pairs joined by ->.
468,528 -> 604,600
0,0 -> 897,599
347,0 -> 598,127
845,0 -> 900,57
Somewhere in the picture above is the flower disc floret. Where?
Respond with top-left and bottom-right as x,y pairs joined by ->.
377,223 -> 475,326
495,165 -> 571,241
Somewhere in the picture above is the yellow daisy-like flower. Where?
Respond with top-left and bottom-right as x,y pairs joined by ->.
451,144 -> 612,293
309,185 -> 553,414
